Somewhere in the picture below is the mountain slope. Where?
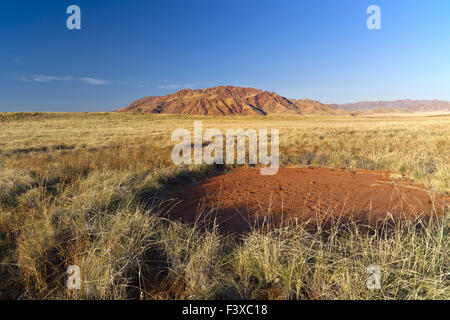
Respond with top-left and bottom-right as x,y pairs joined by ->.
118,86 -> 340,116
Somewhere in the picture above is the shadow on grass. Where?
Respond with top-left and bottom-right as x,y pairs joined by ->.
133,163 -> 230,211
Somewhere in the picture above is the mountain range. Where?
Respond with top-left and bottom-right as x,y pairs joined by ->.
330,99 -> 450,113
117,86 -> 450,115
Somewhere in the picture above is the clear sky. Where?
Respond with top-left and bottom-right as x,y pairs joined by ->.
1,0 -> 449,111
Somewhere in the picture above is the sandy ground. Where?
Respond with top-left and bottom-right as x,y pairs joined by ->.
170,167 -> 449,233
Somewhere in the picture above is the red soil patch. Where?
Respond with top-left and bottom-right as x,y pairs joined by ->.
170,167 -> 449,233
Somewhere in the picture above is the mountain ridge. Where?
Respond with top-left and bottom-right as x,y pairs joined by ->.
117,86 -> 345,116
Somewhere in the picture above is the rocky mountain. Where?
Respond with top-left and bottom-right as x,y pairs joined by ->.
118,86 -> 343,116
331,99 -> 450,113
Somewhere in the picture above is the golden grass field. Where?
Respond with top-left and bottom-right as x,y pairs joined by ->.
0,112 -> 449,299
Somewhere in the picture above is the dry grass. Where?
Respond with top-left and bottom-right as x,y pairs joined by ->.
0,112 -> 448,299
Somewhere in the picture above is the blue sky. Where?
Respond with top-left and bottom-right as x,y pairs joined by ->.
1,0 -> 449,111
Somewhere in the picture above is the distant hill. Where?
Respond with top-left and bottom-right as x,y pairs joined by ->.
331,99 -> 450,113
118,86 -> 344,116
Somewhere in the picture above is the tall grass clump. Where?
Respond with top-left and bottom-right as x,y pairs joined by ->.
156,221 -> 229,299
232,216 -> 449,300
0,169 -> 35,205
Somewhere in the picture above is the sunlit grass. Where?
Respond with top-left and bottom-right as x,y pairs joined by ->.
0,112 -> 448,299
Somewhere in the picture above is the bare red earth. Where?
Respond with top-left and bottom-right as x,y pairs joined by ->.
170,167 -> 449,233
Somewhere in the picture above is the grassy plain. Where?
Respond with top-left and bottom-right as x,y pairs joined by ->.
0,112 -> 448,299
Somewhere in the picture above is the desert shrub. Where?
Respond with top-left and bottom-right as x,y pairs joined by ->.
297,151 -> 315,165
